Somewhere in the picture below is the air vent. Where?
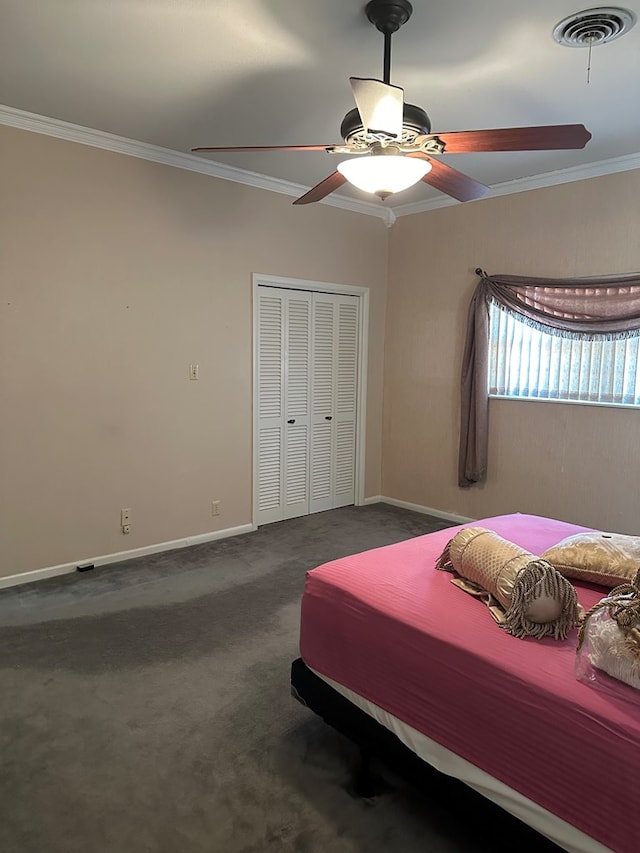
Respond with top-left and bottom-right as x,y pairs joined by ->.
553,7 -> 636,47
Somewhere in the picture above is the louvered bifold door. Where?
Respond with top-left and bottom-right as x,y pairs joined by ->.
309,294 -> 360,513
333,297 -> 359,508
309,296 -> 336,513
257,292 -> 285,525
258,286 -> 357,524
282,294 -> 311,519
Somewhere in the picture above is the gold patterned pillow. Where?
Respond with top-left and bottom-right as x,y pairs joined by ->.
541,532 -> 640,589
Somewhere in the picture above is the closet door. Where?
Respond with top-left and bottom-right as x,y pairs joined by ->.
282,294 -> 311,519
309,296 -> 335,513
333,298 -> 359,508
309,294 -> 359,513
256,289 -> 311,525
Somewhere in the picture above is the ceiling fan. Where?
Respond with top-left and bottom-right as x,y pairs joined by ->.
192,0 -> 591,205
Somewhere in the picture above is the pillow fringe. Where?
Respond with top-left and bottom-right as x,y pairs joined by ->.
505,559 -> 581,640
435,539 -> 454,571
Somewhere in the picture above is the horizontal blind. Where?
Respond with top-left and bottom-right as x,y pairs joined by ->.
489,302 -> 640,405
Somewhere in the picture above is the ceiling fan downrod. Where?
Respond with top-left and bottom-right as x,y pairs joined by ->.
365,0 -> 413,84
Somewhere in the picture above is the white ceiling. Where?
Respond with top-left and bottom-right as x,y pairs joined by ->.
2,0 -> 640,211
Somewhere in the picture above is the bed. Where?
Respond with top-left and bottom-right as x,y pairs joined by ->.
291,513 -> 640,853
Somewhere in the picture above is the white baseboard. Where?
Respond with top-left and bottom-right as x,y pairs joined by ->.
362,495 -> 384,505
0,523 -> 257,591
364,495 -> 474,524
1,500 -> 471,591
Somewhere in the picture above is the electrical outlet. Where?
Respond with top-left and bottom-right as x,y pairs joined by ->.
190,364 -> 199,380
122,524 -> 131,534
121,508 -> 131,525
211,501 -> 221,517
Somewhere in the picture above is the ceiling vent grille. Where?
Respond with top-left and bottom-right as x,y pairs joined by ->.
553,7 -> 636,47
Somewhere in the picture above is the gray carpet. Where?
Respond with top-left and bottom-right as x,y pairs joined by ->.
0,504 -> 561,852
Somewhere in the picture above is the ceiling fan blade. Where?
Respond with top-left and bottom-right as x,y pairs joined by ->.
408,153 -> 489,202
192,144 -> 339,153
424,124 -> 591,154
350,77 -> 403,139
293,171 -> 347,205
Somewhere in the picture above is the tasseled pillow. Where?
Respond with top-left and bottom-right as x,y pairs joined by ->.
436,527 -> 581,640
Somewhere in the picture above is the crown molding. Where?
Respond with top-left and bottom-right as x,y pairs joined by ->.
0,103 -> 394,225
391,151 -> 640,218
1,103 -> 637,226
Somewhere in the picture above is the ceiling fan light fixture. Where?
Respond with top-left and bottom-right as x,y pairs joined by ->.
337,153 -> 431,199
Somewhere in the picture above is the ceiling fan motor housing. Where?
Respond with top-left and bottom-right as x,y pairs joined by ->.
340,102 -> 431,146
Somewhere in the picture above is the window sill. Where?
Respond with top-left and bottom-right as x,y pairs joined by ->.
489,394 -> 640,411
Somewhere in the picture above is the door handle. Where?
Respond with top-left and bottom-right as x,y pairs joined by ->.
287,419 -> 295,424
325,416 -> 332,421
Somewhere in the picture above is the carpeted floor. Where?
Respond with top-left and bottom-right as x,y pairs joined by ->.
0,504 -> 561,852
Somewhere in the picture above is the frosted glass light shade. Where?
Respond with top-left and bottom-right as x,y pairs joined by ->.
337,155 -> 431,198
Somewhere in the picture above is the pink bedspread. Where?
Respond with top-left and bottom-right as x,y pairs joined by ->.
299,513 -> 640,853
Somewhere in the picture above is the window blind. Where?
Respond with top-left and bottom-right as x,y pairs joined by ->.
488,303 -> 640,405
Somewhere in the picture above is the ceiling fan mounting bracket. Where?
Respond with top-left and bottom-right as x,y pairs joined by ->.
365,0 -> 413,35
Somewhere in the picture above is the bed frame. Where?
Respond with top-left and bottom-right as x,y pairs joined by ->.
290,657 -> 567,849
291,657 -> 430,790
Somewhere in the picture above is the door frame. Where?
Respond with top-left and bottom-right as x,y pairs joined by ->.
252,273 -> 370,527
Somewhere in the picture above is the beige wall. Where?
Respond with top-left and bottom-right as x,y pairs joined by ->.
0,125 -> 388,577
4,120 -> 639,581
383,170 -> 640,533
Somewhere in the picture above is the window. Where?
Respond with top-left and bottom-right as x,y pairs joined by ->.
488,301 -> 640,406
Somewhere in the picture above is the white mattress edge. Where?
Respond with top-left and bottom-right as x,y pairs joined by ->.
308,666 -> 611,853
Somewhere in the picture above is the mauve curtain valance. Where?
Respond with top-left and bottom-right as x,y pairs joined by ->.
459,269 -> 640,488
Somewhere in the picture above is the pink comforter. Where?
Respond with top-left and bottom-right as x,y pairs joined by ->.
300,513 -> 639,853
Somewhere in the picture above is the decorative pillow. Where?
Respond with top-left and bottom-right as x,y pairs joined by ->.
541,532 -> 640,589
578,612 -> 640,692
576,570 -> 640,692
436,527 -> 581,640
